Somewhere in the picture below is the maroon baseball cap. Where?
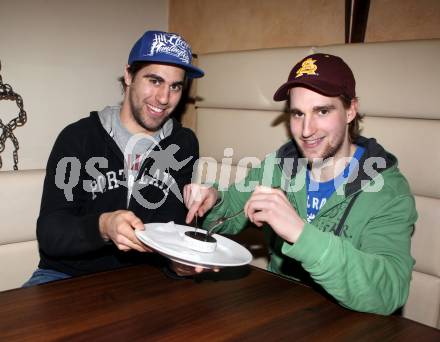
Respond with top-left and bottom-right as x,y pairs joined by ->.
273,53 -> 356,101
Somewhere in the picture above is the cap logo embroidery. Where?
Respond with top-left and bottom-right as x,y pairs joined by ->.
148,33 -> 191,63
295,58 -> 318,78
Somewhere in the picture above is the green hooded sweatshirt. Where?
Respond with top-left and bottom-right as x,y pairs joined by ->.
203,136 -> 417,315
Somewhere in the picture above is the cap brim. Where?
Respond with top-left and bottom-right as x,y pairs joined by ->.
273,79 -> 344,101
183,64 -> 205,79
129,57 -> 204,79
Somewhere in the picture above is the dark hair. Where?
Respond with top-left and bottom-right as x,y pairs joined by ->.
118,61 -> 189,92
339,94 -> 364,142
118,62 -> 150,92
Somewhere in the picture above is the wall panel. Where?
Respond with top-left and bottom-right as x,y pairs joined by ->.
169,0 -> 345,54
367,0 -> 440,42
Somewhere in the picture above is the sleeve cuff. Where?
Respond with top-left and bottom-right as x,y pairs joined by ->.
81,213 -> 110,248
281,223 -> 332,268
213,190 -> 224,208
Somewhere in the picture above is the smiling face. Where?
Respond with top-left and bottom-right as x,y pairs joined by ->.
121,63 -> 185,135
289,87 -> 357,166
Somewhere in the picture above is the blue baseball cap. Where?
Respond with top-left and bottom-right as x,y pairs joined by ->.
128,30 -> 204,79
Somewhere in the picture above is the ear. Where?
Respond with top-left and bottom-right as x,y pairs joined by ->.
124,65 -> 133,87
346,98 -> 358,124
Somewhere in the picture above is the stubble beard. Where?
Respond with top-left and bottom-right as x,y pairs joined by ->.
300,134 -> 345,169
129,94 -> 170,134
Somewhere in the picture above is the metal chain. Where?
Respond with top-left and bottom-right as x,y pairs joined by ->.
0,60 -> 27,170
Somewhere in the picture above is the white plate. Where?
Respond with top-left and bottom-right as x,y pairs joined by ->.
136,222 -> 253,268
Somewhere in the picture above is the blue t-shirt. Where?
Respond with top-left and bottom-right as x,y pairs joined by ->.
306,146 -> 365,223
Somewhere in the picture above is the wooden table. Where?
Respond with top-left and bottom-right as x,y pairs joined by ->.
0,264 -> 439,341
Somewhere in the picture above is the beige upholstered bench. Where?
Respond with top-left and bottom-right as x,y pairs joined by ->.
0,169 -> 44,291
194,39 -> 440,328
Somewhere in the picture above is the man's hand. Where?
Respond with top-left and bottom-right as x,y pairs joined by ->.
244,186 -> 305,243
99,210 -> 152,252
183,184 -> 219,223
169,260 -> 220,277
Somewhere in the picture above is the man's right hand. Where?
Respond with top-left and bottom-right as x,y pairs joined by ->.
99,210 -> 152,252
183,184 -> 219,224
169,260 -> 220,277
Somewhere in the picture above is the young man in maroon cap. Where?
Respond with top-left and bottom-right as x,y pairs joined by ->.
24,30 -> 204,286
184,53 -> 417,315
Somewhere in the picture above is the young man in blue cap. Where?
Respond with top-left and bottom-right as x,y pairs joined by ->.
184,53 -> 417,315
24,31 -> 204,286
